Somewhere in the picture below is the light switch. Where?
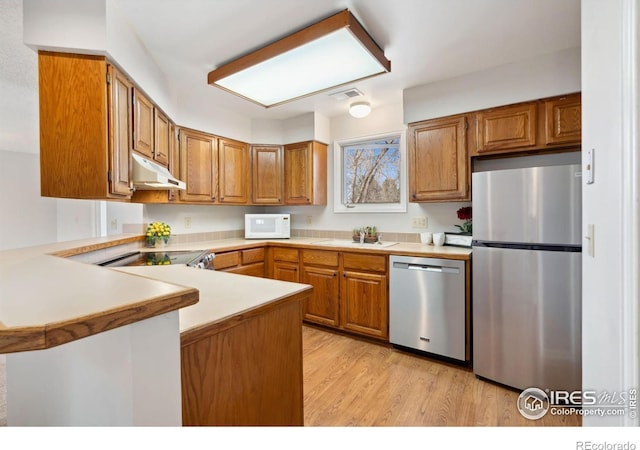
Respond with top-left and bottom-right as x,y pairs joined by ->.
585,149 -> 594,184
585,223 -> 595,257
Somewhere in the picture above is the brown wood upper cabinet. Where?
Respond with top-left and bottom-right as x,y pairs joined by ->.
218,137 -> 249,204
284,141 -> 327,205
545,93 -> 581,145
251,145 -> 283,204
133,88 -> 172,167
179,128 -> 218,202
132,88 -> 154,159
38,51 -> 133,199
476,102 -> 537,153
471,93 -> 581,156
408,115 -> 469,202
153,109 -> 171,166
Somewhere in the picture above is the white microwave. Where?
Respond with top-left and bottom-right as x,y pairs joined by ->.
245,213 -> 291,239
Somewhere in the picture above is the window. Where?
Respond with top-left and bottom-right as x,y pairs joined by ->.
333,131 -> 407,213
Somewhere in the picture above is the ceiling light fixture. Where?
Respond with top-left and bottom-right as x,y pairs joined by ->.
207,9 -> 391,108
349,101 -> 371,118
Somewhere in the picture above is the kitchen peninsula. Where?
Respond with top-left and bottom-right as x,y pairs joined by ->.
0,235 -> 313,426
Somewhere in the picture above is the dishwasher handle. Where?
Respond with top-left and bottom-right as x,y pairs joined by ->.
392,261 -> 460,274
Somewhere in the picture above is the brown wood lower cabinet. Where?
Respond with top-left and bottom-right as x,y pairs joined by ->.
269,247 -> 300,282
213,247 -> 265,277
180,292 -> 307,426
300,250 -> 388,341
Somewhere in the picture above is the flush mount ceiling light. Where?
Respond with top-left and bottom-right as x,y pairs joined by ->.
207,9 -> 390,108
349,101 -> 371,118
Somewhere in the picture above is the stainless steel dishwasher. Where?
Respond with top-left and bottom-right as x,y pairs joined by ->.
389,255 -> 466,361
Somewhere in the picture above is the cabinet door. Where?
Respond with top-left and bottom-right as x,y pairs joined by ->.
302,266 -> 340,327
154,109 -> 170,166
476,102 -> 537,152
273,261 -> 300,283
218,138 -> 249,204
107,65 -> 133,197
283,141 -> 327,205
284,142 -> 312,204
545,94 -> 581,145
252,145 -> 283,204
408,116 -> 468,201
132,88 -> 154,159
179,129 -> 218,202
340,271 -> 388,339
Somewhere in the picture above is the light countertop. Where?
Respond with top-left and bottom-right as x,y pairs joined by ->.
150,237 -> 473,260
0,233 -> 470,354
113,265 -> 312,338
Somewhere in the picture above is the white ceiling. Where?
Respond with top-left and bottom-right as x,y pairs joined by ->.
114,0 -> 581,120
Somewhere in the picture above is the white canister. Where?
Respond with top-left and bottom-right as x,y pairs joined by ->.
433,232 -> 445,246
420,232 -> 433,244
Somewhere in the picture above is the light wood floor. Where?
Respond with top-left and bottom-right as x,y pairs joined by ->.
302,325 -> 581,427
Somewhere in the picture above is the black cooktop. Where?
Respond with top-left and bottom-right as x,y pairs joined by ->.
96,250 -> 209,267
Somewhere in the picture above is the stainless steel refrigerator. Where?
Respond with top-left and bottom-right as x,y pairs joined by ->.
472,152 -> 582,392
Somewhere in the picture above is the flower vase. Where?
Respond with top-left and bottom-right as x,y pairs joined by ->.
154,238 -> 167,249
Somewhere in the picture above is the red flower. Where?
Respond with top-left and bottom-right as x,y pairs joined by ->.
457,206 -> 472,221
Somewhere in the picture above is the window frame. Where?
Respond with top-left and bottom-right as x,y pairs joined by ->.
333,130 -> 407,213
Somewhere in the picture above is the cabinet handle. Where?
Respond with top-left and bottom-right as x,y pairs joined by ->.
412,193 -> 416,199
220,197 -> 224,201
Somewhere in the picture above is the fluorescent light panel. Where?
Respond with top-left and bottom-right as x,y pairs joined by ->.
208,9 -> 390,108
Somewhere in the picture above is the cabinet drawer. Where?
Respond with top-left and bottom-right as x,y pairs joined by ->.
343,253 -> 386,273
213,251 -> 239,270
272,247 -> 299,262
242,247 -> 265,264
302,250 -> 339,267
227,262 -> 265,278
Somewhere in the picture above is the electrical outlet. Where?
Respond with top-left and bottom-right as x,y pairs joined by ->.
184,217 -> 192,229
110,219 -> 118,231
411,216 -> 427,229
306,215 -> 313,225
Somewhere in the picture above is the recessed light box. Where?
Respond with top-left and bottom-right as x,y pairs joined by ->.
207,9 -> 390,108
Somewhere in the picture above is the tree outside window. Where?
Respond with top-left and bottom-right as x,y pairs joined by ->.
334,132 -> 406,213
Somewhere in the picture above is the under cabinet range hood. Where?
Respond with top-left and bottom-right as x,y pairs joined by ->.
131,153 -> 186,190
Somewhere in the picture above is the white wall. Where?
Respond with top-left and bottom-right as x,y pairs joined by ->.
0,151 -> 57,250
143,204 -> 265,235
403,47 -> 581,123
581,0 -> 639,426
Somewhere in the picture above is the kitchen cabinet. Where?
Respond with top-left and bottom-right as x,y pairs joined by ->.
269,247 -> 300,283
301,250 -> 340,327
544,93 -> 582,145
251,145 -> 283,204
153,109 -> 171,166
179,128 -> 218,202
39,51 -> 133,200
340,253 -> 388,339
470,93 -> 582,156
300,249 -> 388,340
213,247 -> 265,277
133,88 -> 171,167
476,102 -> 537,153
132,88 -> 155,159
284,141 -> 327,205
408,115 -> 470,202
218,137 -> 250,204
177,130 -> 250,205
